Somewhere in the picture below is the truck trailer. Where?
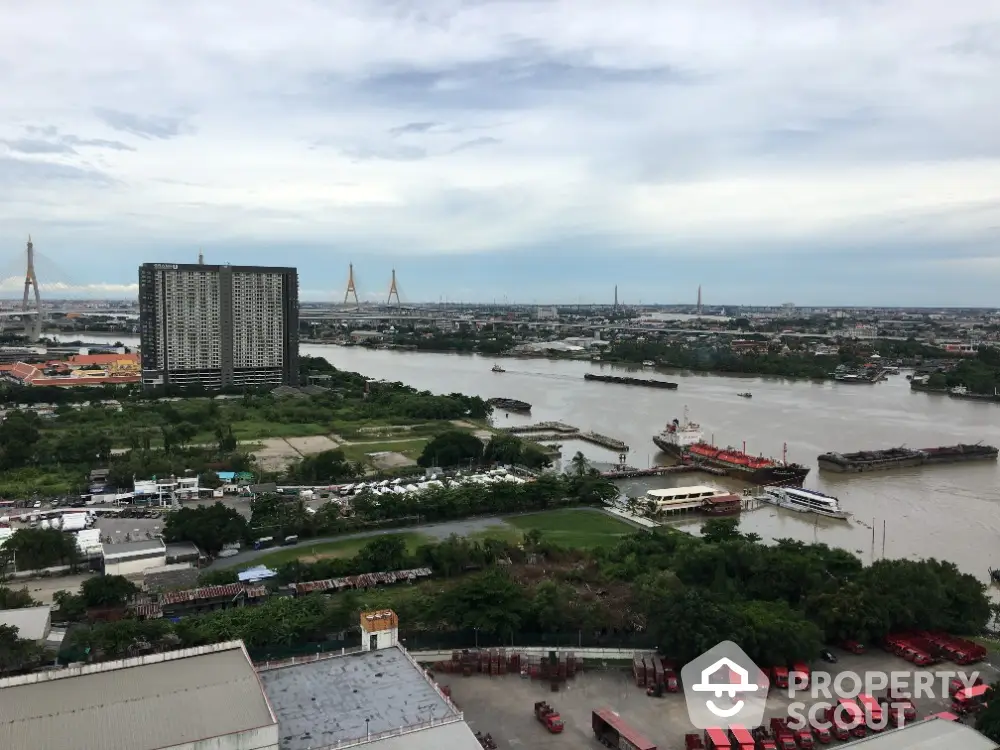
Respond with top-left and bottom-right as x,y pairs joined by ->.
592,709 -> 657,750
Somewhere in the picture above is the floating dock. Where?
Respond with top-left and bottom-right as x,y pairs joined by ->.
600,464 -> 727,479
503,423 -> 629,452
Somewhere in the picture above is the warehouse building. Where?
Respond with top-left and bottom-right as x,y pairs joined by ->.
0,641 -> 278,750
257,609 -> 483,750
101,539 -> 167,577
843,716 -> 997,748
0,605 -> 51,644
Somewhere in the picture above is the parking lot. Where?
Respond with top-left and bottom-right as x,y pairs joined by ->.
441,647 -> 1000,750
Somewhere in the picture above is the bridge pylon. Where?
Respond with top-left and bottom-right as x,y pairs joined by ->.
22,235 -> 42,341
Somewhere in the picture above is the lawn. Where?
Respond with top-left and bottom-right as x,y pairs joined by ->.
340,438 -> 429,463
252,532 -> 430,567
504,509 -> 638,549
230,420 -> 331,441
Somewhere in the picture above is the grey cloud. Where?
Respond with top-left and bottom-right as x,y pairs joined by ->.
0,156 -> 116,187
93,108 -> 189,139
2,138 -> 77,155
449,136 -> 501,153
7,127 -> 135,154
350,57 -> 699,110
388,121 -> 439,136
62,135 -> 135,151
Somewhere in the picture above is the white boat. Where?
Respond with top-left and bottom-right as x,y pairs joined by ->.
642,360 -> 655,367
492,364 -> 505,373
759,486 -> 851,520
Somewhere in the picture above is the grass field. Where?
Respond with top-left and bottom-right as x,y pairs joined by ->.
469,509 -> 639,550
340,438 -> 429,463
252,532 -> 430,567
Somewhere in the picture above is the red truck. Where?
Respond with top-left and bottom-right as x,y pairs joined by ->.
750,727 -> 777,750
768,718 -> 796,750
841,640 -> 865,654
881,690 -> 916,725
704,728 -> 732,750
809,721 -> 831,744
728,725 -> 755,750
790,663 -> 811,690
534,702 -> 564,733
771,666 -> 789,690
592,709 -> 657,750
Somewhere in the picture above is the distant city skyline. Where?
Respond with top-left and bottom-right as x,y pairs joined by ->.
2,2 -> 999,305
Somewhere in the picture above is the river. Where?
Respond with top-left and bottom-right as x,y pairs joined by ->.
85,334 -> 1000,581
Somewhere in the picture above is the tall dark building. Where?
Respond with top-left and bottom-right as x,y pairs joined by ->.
138,263 -> 299,390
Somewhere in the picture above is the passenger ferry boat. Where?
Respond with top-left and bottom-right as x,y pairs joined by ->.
644,485 -> 741,515
758,486 -> 850,520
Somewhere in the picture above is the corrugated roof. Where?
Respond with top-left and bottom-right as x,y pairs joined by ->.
843,718 -> 998,749
366,720 -> 484,750
101,540 -> 166,560
160,583 -> 267,606
0,606 -> 50,641
0,642 -> 276,750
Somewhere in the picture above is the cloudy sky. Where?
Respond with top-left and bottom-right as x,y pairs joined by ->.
2,1 -> 999,305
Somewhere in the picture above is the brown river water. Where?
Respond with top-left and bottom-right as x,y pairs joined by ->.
93,335 -> 1000,581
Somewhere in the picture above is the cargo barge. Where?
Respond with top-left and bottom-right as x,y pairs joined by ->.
487,397 -> 531,413
818,443 -> 999,473
584,373 -> 678,389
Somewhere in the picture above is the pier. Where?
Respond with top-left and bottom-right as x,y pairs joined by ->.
600,464 -> 727,479
502,422 -> 629,451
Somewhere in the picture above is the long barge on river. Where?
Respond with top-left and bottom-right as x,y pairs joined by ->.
584,373 -> 678,389
818,443 -> 998,473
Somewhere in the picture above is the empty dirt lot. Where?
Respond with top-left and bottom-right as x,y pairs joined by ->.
441,648 -> 999,750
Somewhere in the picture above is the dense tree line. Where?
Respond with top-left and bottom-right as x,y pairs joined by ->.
65,516 -> 992,668
923,351 -> 1000,395
608,341 -> 842,379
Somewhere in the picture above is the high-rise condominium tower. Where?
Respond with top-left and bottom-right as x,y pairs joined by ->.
138,262 -> 299,390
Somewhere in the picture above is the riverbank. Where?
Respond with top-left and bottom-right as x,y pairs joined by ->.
78,334 -> 1000,583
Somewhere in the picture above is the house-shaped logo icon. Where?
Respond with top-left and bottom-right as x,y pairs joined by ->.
681,641 -> 769,730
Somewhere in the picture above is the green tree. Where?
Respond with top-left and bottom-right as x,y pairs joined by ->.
976,683 -> 1000,744
357,536 -> 409,572
417,431 -> 484,468
81,575 -> 138,608
163,502 -> 248,555
438,569 -> 526,638
0,527 -> 79,571
569,451 -> 590,476
0,587 -> 35,609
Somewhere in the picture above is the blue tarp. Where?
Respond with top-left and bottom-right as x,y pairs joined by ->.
216,471 -> 236,481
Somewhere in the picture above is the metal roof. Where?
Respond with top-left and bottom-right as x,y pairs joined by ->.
362,719 -> 484,750
0,606 -> 50,641
258,645 -> 459,750
0,641 -> 277,750
843,718 -> 997,749
159,583 -> 267,606
101,539 -> 166,560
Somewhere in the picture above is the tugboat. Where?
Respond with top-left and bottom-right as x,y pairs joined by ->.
737,392 -> 752,398
491,364 -> 505,373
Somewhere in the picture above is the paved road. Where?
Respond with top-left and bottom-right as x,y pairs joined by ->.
209,506 -> 642,570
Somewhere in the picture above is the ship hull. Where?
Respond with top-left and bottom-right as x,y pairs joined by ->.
654,437 -> 809,485
652,436 -> 685,456
818,457 -> 923,473
819,446 -> 998,473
